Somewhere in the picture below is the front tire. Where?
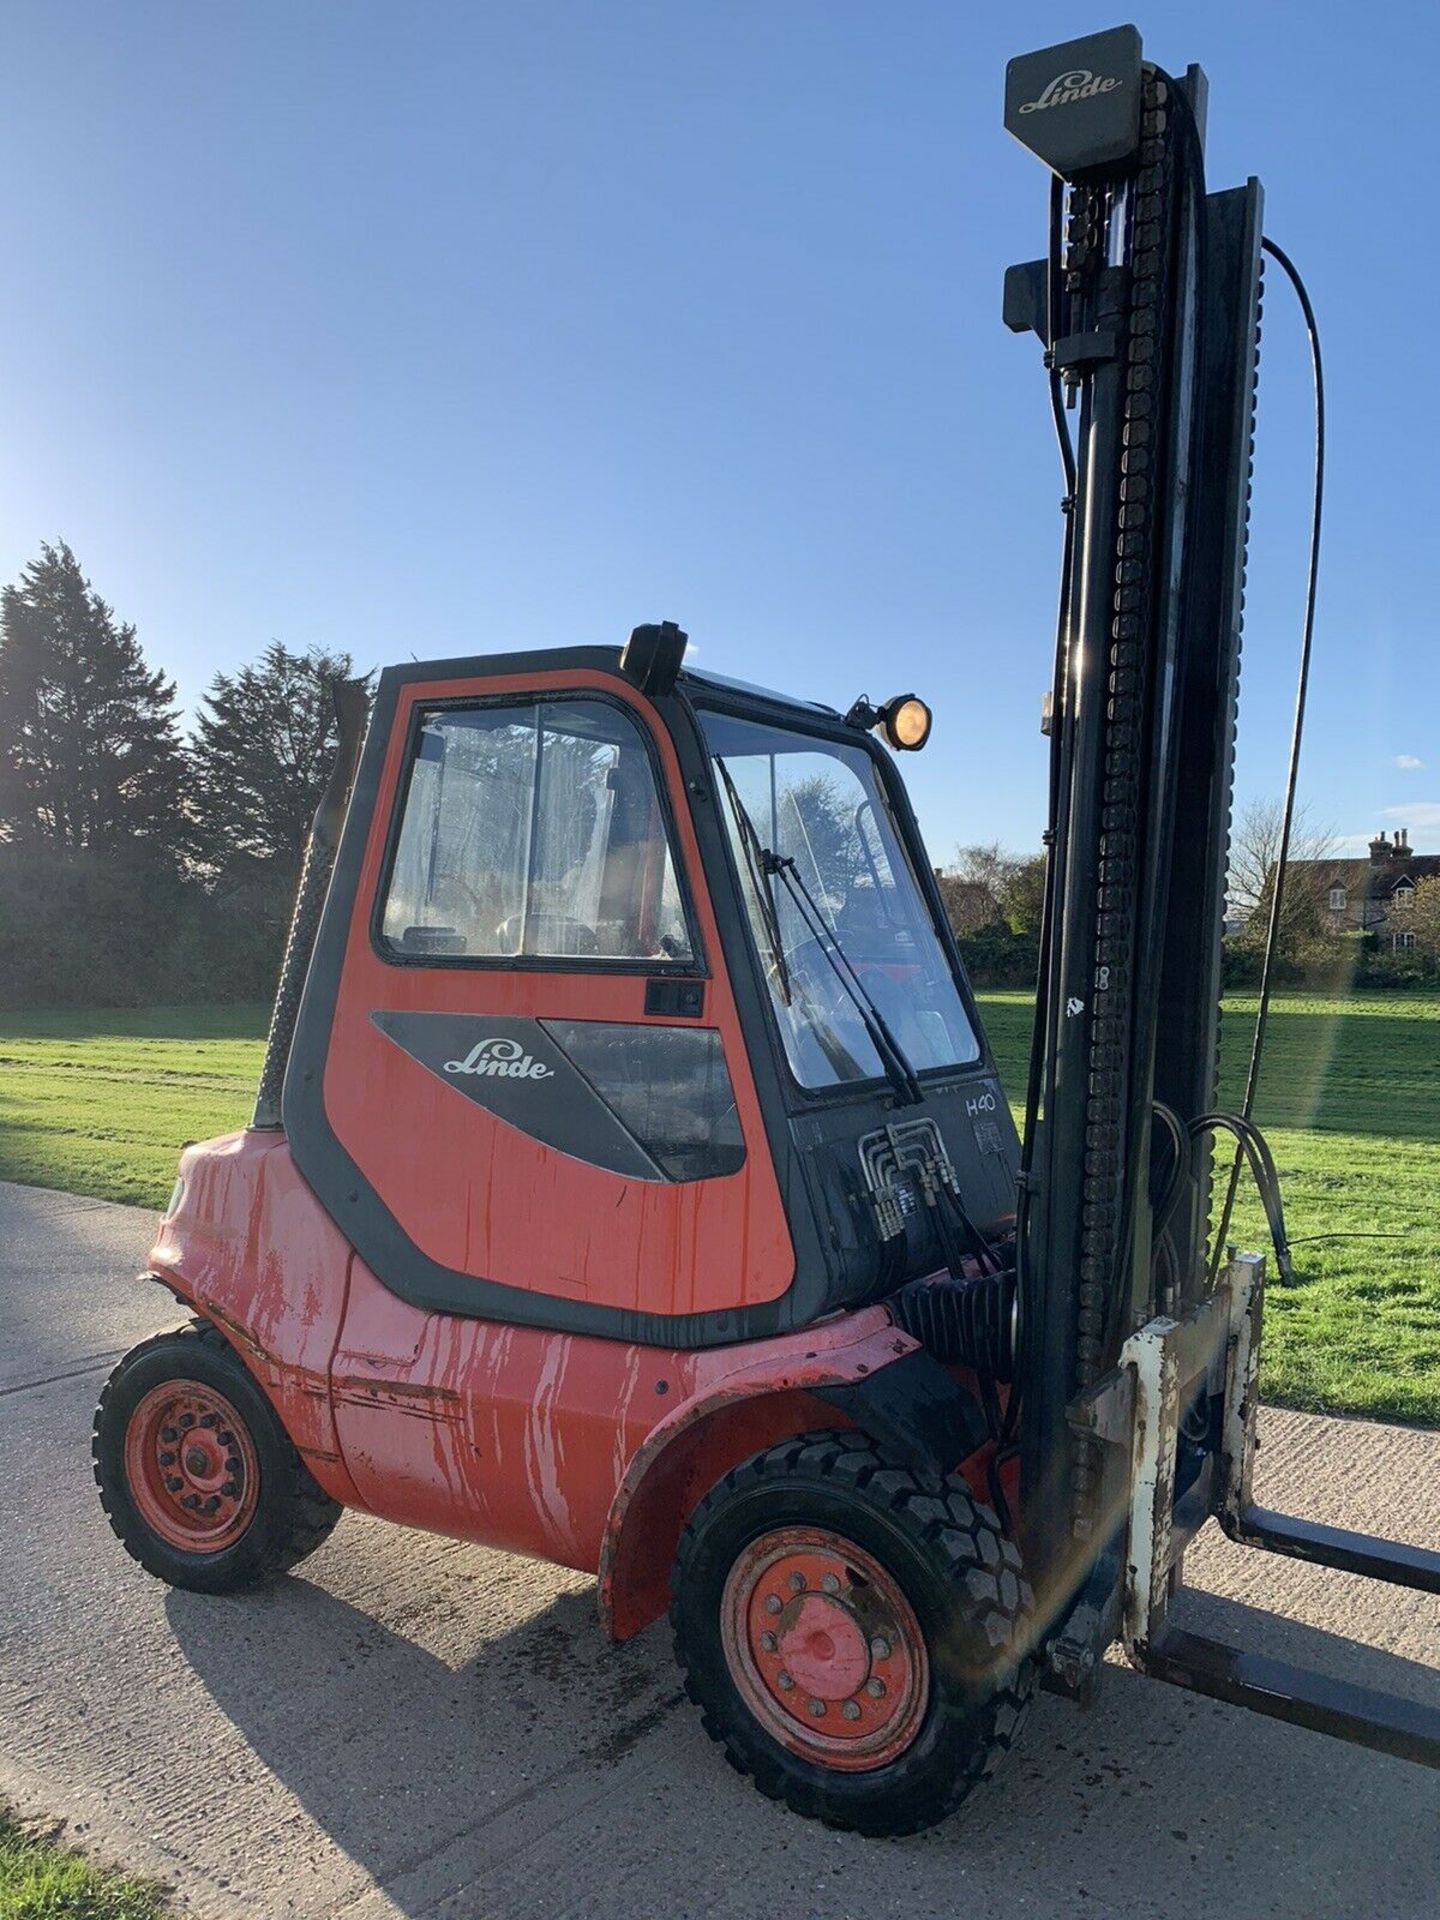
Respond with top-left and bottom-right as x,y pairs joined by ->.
670,1431 -> 1034,1836
93,1320 -> 341,1594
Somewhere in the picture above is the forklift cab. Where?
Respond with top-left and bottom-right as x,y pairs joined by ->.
283,631 -> 1018,1351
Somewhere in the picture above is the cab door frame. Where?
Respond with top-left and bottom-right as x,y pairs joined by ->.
284,648 -> 812,1349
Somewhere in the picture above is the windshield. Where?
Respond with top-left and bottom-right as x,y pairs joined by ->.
700,710 -> 980,1090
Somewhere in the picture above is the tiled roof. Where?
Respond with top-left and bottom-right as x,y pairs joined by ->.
1374,857 -> 1440,896
1291,853 -> 1440,901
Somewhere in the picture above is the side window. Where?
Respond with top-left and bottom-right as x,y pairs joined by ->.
380,698 -> 694,964
542,1022 -> 744,1180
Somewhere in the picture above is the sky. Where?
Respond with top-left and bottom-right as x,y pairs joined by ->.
1,1 -> 1436,861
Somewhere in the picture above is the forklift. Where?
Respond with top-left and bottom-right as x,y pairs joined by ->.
93,25 -> 1440,1835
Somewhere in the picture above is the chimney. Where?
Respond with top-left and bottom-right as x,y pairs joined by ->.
1368,831 -> 1390,863
1394,827 -> 1411,857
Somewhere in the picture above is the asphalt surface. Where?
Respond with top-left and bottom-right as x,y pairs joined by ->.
1,1176 -> 1438,1920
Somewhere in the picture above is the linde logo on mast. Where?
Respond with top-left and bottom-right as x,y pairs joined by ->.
444,1037 -> 554,1080
1018,67 -> 1122,113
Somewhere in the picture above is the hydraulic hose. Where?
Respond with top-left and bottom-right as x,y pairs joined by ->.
1211,237 -> 1325,1276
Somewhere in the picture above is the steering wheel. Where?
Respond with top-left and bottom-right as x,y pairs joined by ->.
767,935 -> 869,1064
495,912 -> 598,957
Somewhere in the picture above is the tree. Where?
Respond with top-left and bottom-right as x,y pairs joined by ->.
938,843 -> 1010,935
781,773 -> 857,898
1228,799 -> 1341,949
930,843 -> 1042,984
1410,875 -> 1440,961
936,843 -> 1048,937
999,853 -> 1047,934
188,641 -> 357,883
0,542 -> 186,856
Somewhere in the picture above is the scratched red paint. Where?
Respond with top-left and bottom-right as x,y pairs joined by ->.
151,1129 -> 926,1636
143,665 -> 989,1637
151,1132 -> 361,1506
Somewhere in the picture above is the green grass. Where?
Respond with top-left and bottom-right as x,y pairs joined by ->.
980,990 -> 1440,1424
0,1004 -> 268,1207
0,1806 -> 167,1918
0,992 -> 1436,1424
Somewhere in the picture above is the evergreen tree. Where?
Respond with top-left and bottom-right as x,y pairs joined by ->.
188,641 -> 358,881
0,542 -> 186,854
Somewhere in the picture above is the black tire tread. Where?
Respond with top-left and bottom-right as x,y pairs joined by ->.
669,1428 -> 1035,1836
93,1318 -> 342,1590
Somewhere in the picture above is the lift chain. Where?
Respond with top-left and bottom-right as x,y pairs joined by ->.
1070,71 -> 1177,1538
1064,183 -> 1105,289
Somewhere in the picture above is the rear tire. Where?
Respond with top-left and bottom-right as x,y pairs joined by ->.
670,1430 -> 1034,1836
93,1320 -> 341,1594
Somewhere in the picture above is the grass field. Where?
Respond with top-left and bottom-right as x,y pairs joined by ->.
0,993 -> 1436,1424
0,1003 -> 267,1208
0,1803 -> 167,1918
981,991 -> 1440,1423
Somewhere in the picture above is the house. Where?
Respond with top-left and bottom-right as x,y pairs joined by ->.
1300,828 -> 1440,951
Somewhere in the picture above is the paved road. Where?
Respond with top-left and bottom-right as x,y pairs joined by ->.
1,1177 -> 1438,1919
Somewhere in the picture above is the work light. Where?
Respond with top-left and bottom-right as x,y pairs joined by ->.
843,692 -> 933,751
880,695 -> 932,751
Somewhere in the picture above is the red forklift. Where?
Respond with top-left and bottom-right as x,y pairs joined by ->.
94,25 -> 1440,1835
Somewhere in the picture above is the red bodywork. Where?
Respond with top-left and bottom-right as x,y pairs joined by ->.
145,652 -> 1016,1635
151,1127 -> 928,1639
326,669 -> 793,1319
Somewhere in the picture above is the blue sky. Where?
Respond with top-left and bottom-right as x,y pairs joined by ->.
1,2 -> 1435,859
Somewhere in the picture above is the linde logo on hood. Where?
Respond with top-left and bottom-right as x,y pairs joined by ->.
444,1037 -> 554,1080
1019,67 -> 1122,113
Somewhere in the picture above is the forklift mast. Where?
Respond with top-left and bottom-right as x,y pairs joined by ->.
1002,27 -> 1260,1573
1005,27 -> 1440,1766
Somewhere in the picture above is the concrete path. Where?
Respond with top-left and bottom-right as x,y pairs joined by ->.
1,1177 -> 1437,1919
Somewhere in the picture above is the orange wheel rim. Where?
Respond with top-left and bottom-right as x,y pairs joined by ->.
123,1380 -> 260,1553
721,1526 -> 929,1771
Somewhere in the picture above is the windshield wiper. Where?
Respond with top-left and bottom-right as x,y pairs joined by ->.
714,757 -> 792,1004
763,850 -> 924,1108
714,755 -> 923,1105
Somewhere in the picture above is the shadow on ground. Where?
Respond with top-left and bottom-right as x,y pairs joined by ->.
166,1539 -> 1440,1920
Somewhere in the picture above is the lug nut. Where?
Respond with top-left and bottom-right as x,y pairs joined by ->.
179,1413 -> 196,1429
225,1455 -> 241,1474
759,1631 -> 778,1652
221,1480 -> 239,1497
182,1494 -> 201,1510
160,1427 -> 178,1443
866,1677 -> 886,1699
808,1699 -> 826,1718
777,1671 -> 795,1691
200,1413 -> 218,1429
217,1431 -> 233,1446
787,1572 -> 806,1592
158,1450 -> 175,1468
870,1636 -> 891,1661
764,1593 -> 782,1615
165,1476 -> 183,1493
842,1700 -> 861,1721
203,1496 -> 221,1513
820,1572 -> 840,1594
